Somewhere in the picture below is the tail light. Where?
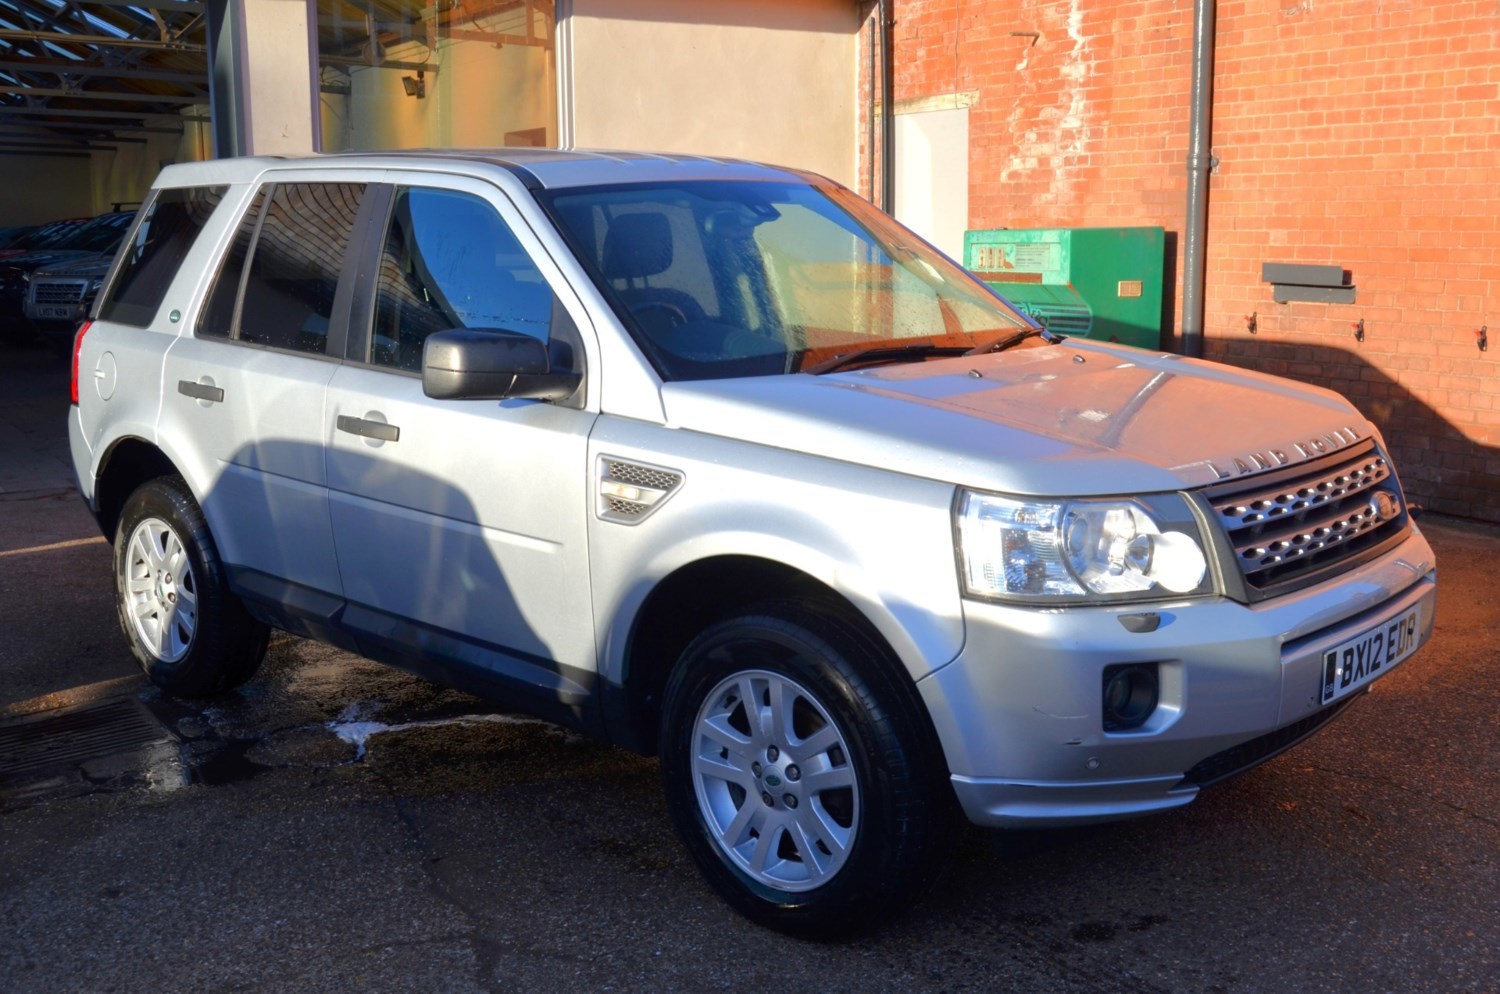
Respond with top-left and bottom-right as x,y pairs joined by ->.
70,320 -> 91,405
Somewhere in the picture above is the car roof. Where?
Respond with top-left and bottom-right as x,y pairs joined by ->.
153,148 -> 815,192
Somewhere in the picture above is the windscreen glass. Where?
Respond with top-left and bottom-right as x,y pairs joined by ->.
542,180 -> 1027,381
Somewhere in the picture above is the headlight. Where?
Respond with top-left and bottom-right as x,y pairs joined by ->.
956,490 -> 1212,603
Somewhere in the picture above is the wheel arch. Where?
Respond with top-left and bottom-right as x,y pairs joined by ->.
93,436 -> 184,541
609,554 -> 947,768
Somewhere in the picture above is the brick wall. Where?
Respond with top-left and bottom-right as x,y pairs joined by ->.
877,0 -> 1500,521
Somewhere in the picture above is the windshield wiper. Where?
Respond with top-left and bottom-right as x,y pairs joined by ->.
963,326 -> 1060,356
803,326 -> 1060,375
801,343 -> 970,376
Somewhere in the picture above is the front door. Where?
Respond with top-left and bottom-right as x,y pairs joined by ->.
324,179 -> 598,713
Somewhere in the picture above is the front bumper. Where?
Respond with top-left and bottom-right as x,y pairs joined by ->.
918,528 -> 1437,827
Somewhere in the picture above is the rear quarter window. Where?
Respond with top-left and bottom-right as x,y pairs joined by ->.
96,186 -> 227,327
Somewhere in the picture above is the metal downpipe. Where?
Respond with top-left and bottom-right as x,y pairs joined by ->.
1181,0 -> 1217,359
878,0 -> 895,213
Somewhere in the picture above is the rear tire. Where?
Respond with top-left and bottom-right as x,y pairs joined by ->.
114,476 -> 269,696
659,602 -> 946,936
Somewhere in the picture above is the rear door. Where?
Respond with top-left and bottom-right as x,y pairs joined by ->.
158,179 -> 371,625
324,176 -> 599,711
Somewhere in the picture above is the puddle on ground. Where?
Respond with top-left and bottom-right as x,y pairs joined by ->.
4,683 -> 553,805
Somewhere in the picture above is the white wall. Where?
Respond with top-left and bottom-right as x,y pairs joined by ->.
330,12 -> 555,152
565,0 -> 860,187
238,0 -> 318,155
894,105 -> 970,260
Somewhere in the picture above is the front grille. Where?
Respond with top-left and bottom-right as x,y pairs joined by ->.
31,279 -> 89,306
1205,441 -> 1410,597
1178,698 -> 1353,788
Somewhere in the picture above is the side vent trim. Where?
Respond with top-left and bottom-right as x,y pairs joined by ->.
596,456 -> 684,525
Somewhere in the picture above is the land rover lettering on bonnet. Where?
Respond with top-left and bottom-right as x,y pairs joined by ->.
69,150 -> 1436,935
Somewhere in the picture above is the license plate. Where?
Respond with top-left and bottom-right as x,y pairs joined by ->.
1320,606 -> 1421,705
33,305 -> 74,320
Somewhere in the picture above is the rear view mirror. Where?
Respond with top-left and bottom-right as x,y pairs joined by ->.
421,328 -> 581,402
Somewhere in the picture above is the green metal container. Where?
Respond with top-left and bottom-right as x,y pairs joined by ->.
963,227 -> 1166,350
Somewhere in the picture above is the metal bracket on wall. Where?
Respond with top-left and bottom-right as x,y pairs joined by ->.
1262,263 -> 1356,304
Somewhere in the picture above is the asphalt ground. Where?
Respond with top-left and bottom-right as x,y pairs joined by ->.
0,337 -> 1495,993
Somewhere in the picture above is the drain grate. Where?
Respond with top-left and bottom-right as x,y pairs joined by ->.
0,698 -> 175,787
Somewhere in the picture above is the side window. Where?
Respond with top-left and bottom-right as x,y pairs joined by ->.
196,183 -> 365,353
196,190 -> 265,340
98,186 -> 226,327
371,187 -> 554,372
238,183 -> 366,355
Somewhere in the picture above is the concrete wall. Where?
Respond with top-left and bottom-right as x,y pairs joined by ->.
565,0 -> 860,187
0,112 -> 211,225
886,0 -> 1500,522
0,156 -> 95,225
239,0 -> 318,155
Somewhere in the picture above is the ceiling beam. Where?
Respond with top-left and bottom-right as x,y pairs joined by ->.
0,57 -> 207,84
319,53 -> 434,72
0,147 -> 90,157
0,118 -> 181,133
0,85 -> 202,103
0,104 -> 206,120
0,139 -> 118,151
0,127 -> 146,142
73,1 -> 205,11
0,29 -> 206,52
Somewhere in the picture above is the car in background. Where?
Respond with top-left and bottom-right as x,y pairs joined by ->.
0,217 -> 88,261
0,211 -> 133,341
0,225 -> 37,249
23,255 -> 112,340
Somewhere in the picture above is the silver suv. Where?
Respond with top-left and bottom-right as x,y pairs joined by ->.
69,151 -> 1436,934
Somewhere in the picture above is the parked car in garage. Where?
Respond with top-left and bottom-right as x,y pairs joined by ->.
0,225 -> 37,249
23,255 -> 112,341
0,216 -> 88,261
0,211 -> 133,340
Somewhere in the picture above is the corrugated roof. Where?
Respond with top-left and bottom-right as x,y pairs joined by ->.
0,2 -> 552,157
0,0 -> 208,158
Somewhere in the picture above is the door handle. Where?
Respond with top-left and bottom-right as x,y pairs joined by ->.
336,415 -> 400,442
177,380 -> 224,403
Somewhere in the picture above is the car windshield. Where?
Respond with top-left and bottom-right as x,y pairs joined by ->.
58,212 -> 135,253
540,180 -> 1031,381
13,219 -> 86,251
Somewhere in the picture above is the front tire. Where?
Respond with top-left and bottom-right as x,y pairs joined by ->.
114,476 -> 269,696
659,603 -> 945,936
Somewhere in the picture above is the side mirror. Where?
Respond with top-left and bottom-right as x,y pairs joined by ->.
421,328 -> 582,402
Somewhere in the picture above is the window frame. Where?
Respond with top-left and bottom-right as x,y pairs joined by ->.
94,185 -> 227,328
341,176 -> 586,387
192,178 -> 377,363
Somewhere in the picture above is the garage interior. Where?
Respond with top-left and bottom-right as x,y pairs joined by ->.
0,1 -> 557,223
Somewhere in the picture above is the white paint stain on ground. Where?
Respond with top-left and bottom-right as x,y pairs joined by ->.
326,703 -> 546,761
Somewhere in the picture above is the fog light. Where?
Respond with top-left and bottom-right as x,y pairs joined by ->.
1102,663 -> 1159,732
